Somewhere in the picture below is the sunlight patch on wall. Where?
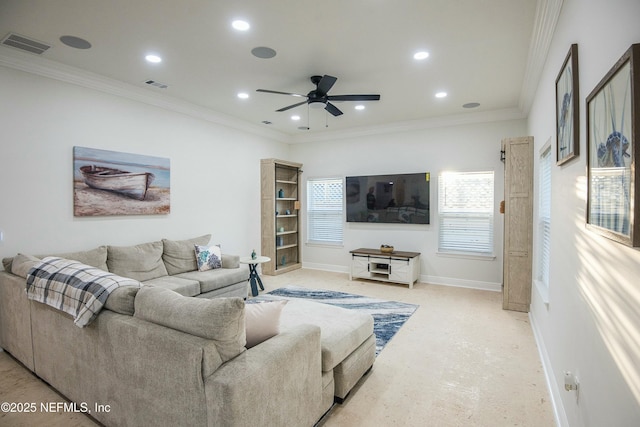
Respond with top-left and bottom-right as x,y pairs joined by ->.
575,230 -> 640,405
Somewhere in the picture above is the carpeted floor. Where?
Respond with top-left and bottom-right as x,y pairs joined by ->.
250,285 -> 418,356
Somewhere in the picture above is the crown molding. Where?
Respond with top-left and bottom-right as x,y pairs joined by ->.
519,0 -> 564,115
289,107 -> 527,144
0,47 -> 290,143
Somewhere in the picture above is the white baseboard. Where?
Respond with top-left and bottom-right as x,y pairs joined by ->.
422,274 -> 502,292
529,311 -> 568,427
300,263 -> 501,291
301,262 -> 349,274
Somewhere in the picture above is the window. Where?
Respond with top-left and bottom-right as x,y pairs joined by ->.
307,178 -> 344,245
438,171 -> 495,256
537,146 -> 551,288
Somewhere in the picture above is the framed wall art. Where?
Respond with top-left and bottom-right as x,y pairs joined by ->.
556,44 -> 579,165
73,146 -> 170,217
586,44 -> 640,247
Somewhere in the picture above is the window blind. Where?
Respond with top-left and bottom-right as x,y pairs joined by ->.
438,171 -> 494,255
537,147 -> 551,285
307,178 -> 344,244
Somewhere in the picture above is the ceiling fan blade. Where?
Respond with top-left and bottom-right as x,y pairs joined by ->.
327,94 -> 380,101
276,100 -> 308,112
317,75 -> 337,94
325,102 -> 343,116
257,89 -> 306,98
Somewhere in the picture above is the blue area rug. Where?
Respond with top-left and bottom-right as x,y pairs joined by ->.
250,286 -> 419,356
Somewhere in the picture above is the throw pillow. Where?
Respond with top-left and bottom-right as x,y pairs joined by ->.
245,300 -> 288,348
195,244 -> 222,271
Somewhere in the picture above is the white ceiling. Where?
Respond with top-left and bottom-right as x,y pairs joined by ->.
0,0 -> 550,140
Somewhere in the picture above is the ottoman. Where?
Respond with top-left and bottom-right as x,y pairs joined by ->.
278,299 -> 375,405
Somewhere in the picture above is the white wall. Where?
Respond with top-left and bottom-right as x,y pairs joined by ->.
527,0 -> 640,425
0,65 -> 288,261
291,118 -> 527,290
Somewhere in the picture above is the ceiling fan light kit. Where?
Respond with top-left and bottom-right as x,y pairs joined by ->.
257,74 -> 380,126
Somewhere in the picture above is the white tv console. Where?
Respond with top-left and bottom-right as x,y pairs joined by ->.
349,248 -> 420,289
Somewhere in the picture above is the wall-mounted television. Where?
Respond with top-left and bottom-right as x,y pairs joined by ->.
346,172 -> 430,224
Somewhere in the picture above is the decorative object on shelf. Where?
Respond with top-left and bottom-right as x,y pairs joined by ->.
380,244 -> 394,253
277,236 -> 284,246
556,43 -> 580,165
278,188 -> 284,198
275,211 -> 279,216
586,43 -> 639,247
285,209 -> 291,215
294,201 -> 301,210
278,226 -> 285,232
281,255 -> 286,266
251,249 -> 257,260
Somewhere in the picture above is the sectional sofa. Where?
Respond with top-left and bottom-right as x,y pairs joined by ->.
0,235 -> 376,426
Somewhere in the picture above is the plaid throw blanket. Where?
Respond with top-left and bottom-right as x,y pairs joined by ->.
26,257 -> 141,327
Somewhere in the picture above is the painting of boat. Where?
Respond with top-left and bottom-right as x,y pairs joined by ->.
80,165 -> 155,200
74,146 -> 170,216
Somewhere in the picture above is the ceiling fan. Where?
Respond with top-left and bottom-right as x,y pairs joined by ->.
256,75 -> 380,116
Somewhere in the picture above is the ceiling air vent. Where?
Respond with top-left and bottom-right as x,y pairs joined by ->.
1,33 -> 51,55
145,80 -> 168,89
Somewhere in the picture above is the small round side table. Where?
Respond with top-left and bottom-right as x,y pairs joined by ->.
239,256 -> 270,297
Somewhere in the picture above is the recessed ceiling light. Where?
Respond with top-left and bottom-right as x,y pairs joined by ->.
355,105 -> 365,110
413,51 -> 429,60
435,92 -> 447,98
145,54 -> 162,63
237,92 -> 249,99
291,115 -> 301,121
463,102 -> 481,108
232,20 -> 250,31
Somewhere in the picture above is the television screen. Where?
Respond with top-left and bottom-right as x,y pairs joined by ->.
346,172 -> 430,224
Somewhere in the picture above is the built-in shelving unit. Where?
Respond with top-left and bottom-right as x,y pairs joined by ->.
261,158 -> 303,275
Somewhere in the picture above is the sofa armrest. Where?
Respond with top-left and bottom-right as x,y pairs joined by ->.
221,254 -> 239,269
205,324 -> 324,426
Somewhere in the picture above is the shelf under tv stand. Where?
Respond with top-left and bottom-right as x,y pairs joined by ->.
349,248 -> 420,288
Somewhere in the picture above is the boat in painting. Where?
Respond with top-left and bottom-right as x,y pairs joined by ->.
80,165 -> 155,200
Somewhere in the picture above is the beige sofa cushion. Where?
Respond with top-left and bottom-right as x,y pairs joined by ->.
107,241 -> 168,281
2,246 -> 108,274
174,264 -> 249,293
143,276 -> 200,297
279,299 -> 374,371
54,246 -> 108,271
162,234 -> 211,275
134,286 -> 246,362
